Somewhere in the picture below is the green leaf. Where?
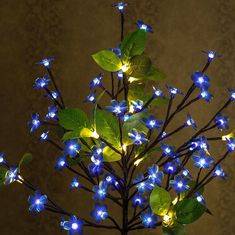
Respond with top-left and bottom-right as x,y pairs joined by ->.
187,180 -> 204,196
127,54 -> 151,77
62,130 -> 80,140
96,110 -> 120,148
121,29 -> 147,62
0,166 -> 8,186
103,146 -> 121,162
58,108 -> 90,131
66,155 -> 85,167
122,112 -> 148,146
80,128 -> 94,138
92,50 -> 122,72
150,185 -> 172,216
163,224 -> 186,235
175,198 -> 206,224
18,153 -> 33,173
142,66 -> 166,81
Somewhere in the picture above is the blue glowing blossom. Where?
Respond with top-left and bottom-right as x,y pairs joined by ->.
161,143 -> 175,157
64,139 -> 81,158
4,167 -> 18,185
28,191 -> 48,213
147,165 -> 164,186
132,194 -> 146,208
182,168 -> 192,178
45,106 -> 58,120
114,2 -> 127,13
131,100 -> 144,112
153,87 -> 165,98
170,175 -> 190,194
40,131 -> 49,141
196,193 -> 206,206
166,85 -> 183,97
0,152 -> 5,164
199,89 -> 213,102
103,174 -> 115,186
93,182 -> 108,201
84,91 -> 96,104
48,90 -> 59,100
120,112 -> 131,122
71,177 -> 81,189
106,100 -> 127,116
36,58 -> 54,68
34,76 -> 50,89
185,114 -> 197,130
202,50 -> 219,61
229,89 -> 235,101
214,165 -> 226,179
143,115 -> 162,130
215,114 -> 228,130
189,136 -> 209,152
164,162 -> 177,174
91,204 -> 108,223
133,174 -> 151,194
191,71 -> 210,90
110,47 -> 121,58
61,216 -> 84,235
55,155 -> 67,170
28,113 -> 41,132
116,70 -> 124,80
128,129 -> 148,145
136,20 -> 153,33
226,138 -> 235,152
192,153 -> 213,169
140,211 -> 158,228
90,74 -> 103,89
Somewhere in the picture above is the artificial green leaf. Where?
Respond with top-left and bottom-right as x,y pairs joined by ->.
163,223 -> 186,235
96,110 -> 120,148
18,153 -> 33,173
103,146 -> 121,162
92,50 -> 122,72
175,198 -> 206,224
80,128 -> 94,138
0,166 -> 8,186
58,108 -> 90,131
187,180 -> 204,196
122,112 -> 148,145
62,130 -> 80,140
127,54 -> 151,77
66,155 -> 85,167
121,29 -> 147,62
150,185 -> 172,216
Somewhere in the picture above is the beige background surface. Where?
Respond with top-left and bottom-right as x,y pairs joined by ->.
0,0 -> 235,234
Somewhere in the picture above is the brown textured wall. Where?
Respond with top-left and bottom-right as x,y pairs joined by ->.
0,0 -> 235,234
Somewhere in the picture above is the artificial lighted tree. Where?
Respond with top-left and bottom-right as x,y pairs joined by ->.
1,2 -> 235,235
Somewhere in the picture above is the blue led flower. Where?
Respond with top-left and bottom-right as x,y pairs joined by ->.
61,216 -> 84,235
28,113 -> 41,132
214,165 -> 226,179
202,50 -> 219,61
136,20 -> 153,33
28,191 -> 47,213
114,2 -> 127,13
36,58 -> 54,68
189,136 -> 209,152
4,167 -> 18,185
116,70 -> 124,80
191,71 -> 210,90
70,177 -> 81,189
93,181 -> 108,201
153,87 -> 165,98
40,131 -> 49,141
128,129 -> 148,145
120,113 -> 131,122
45,106 -> 58,120
161,143 -> 175,157
84,91 -> 96,104
170,175 -> 190,194
48,90 -> 59,100
132,194 -> 146,208
106,100 -> 127,116
110,47 -> 121,58
185,114 -> 197,130
90,74 -> 103,89
166,85 -> 183,97
196,193 -> 206,206
34,76 -> 50,89
91,204 -> 108,223
133,174 -> 151,194
164,162 -> 177,174
89,154 -> 104,176
55,155 -> 67,170
143,115 -> 162,130
64,139 -> 81,158
131,100 -> 144,112
199,89 -> 213,102
182,168 -> 192,178
103,174 -> 115,186
0,152 -> 5,164
215,114 -> 228,130
226,138 -> 235,152
229,89 -> 235,101
147,165 -> 164,186
192,153 -> 213,169
140,211 -> 158,228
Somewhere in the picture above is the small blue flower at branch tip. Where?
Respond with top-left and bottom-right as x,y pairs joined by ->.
166,85 -> 183,97
182,168 -> 192,178
136,20 -> 153,33
90,74 -> 103,89
170,175 -> 190,194
189,136 -> 209,152
140,211 -> 158,228
45,106 -> 58,120
36,58 -> 54,68
70,177 -> 81,190
103,174 -> 115,186
215,114 -> 229,130
191,71 -> 210,90
110,47 -> 121,58
113,2 -> 127,13
133,174 -> 151,194
88,162 -> 104,176
84,91 -> 96,104
143,115 -> 163,130
202,50 -> 220,61
147,164 -> 164,186
55,155 -> 67,170
93,181 -> 108,201
226,138 -> 235,152
128,129 -> 148,145
49,91 -> 59,100
214,165 -> 226,179
153,87 -> 165,99
4,167 -> 18,185
91,143 -> 105,156
106,100 -> 127,116
196,193 -> 206,206
228,89 -> 235,101
0,152 -> 5,164
28,113 -> 41,132
164,162 -> 177,174
34,76 -> 50,89
161,143 -> 175,157
199,89 -> 213,102
40,131 -> 49,141
91,204 -> 108,223
61,216 -> 84,235
116,70 -> 124,80
64,139 -> 81,158
120,112 -> 131,122
132,194 -> 146,208
131,100 -> 144,112
28,191 -> 48,213
185,114 -> 197,130
192,153 -> 214,169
